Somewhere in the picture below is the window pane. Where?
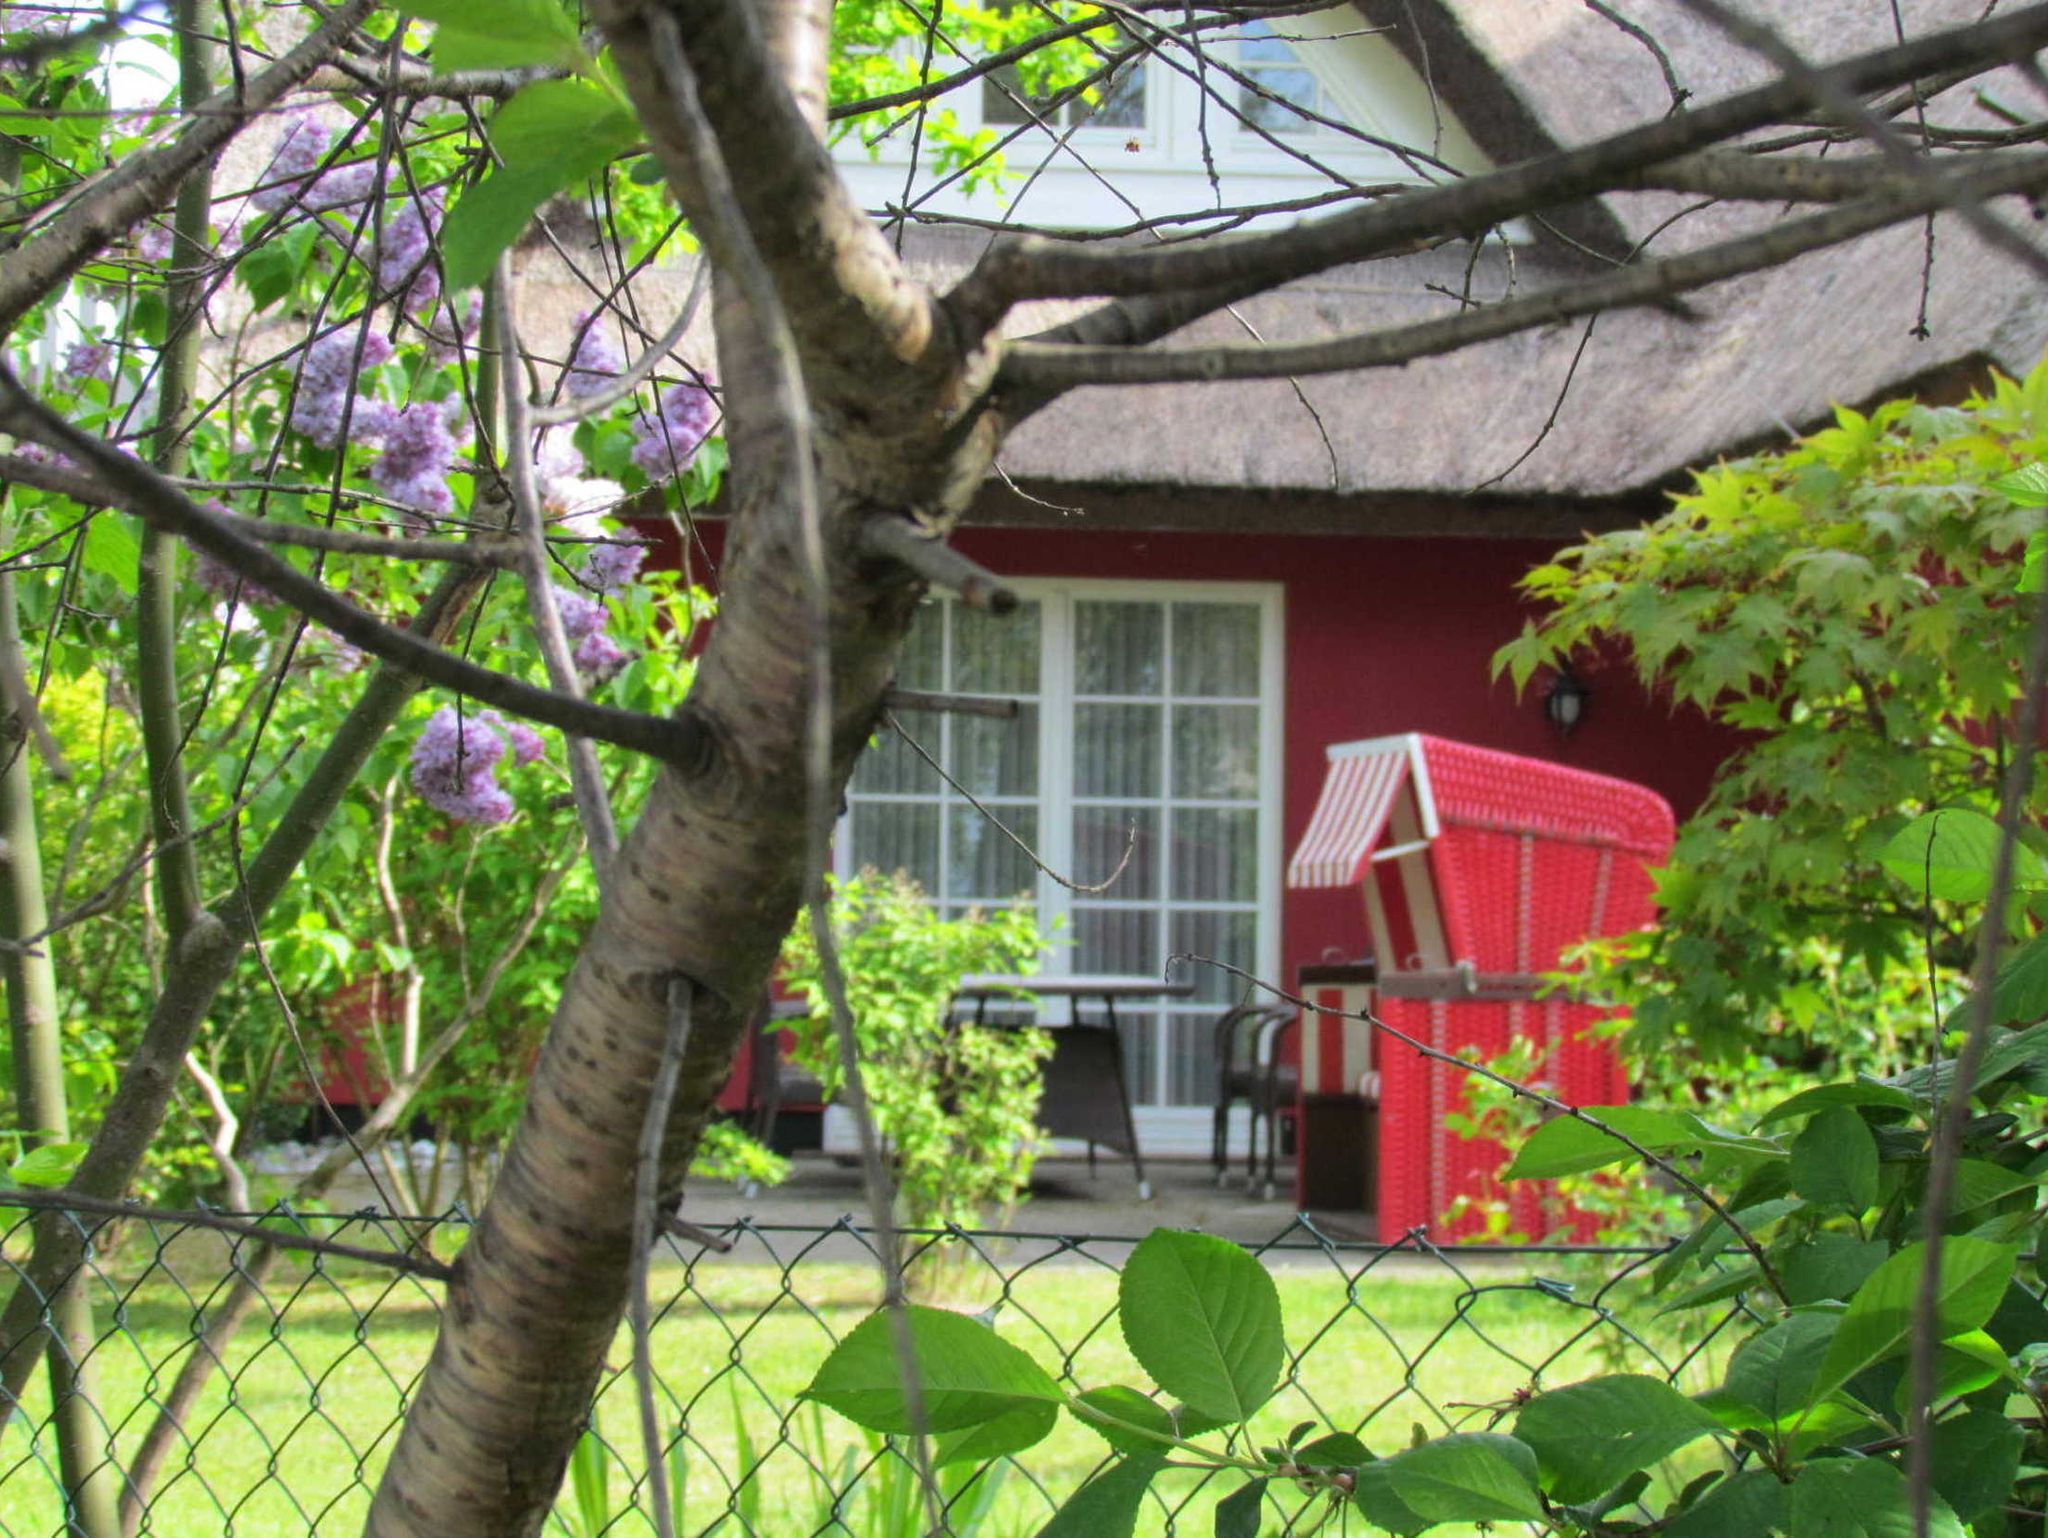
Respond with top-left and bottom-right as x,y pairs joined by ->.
1162,1015 -> 1220,1108
981,63 -> 1040,125
948,804 -> 1038,902
848,801 -> 940,892
1238,19 -> 1294,61
1240,69 -> 1318,131
951,705 -> 1038,797
1172,603 -> 1259,697
1075,602 -> 1163,696
851,722 -> 944,795
1074,804 -> 1159,900
955,601 -> 1040,695
1075,703 -> 1161,797
1172,704 -> 1259,799
1171,807 -> 1256,901
1117,1011 -> 1160,1108
1078,61 -> 1145,128
1074,905 -> 1157,976
1169,909 -> 1257,1003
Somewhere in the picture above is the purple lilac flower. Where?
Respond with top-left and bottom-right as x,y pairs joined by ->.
63,341 -> 111,385
409,706 -> 516,826
630,380 -> 716,479
377,189 -> 444,312
368,400 -> 460,527
563,313 -> 625,399
553,585 -> 607,642
133,222 -> 173,264
503,719 -> 545,765
193,552 -> 276,608
584,542 -> 645,594
301,160 -> 377,215
251,113 -> 333,214
572,629 -> 627,680
289,328 -> 395,448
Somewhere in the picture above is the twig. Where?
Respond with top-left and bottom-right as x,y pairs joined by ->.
884,710 -> 1138,895
0,1190 -> 454,1282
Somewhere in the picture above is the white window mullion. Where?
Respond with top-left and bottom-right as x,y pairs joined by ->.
1036,587 -> 1076,984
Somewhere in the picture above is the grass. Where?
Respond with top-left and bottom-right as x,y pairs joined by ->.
0,1227 -> 1737,1538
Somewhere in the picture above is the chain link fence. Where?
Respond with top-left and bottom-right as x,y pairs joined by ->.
0,1202 -> 1759,1538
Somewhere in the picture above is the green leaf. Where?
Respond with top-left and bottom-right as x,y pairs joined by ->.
1790,1106 -> 1879,1213
1376,1434 -> 1544,1525
488,78 -> 637,171
1810,1236 -> 2018,1405
1878,808 -> 2048,900
2023,526 -> 2046,593
931,1402 -> 1057,1467
1293,1431 -> 1368,1468
8,1142 -> 86,1188
1214,1478 -> 1266,1538
1118,1229 -> 1284,1424
1889,1329 -> 2009,1412
1664,1469 -> 1787,1538
1754,1080 -> 1915,1126
1963,930 -> 2048,1030
1033,1455 -> 1162,1538
1710,1312 -> 1839,1425
1787,1457 -> 1964,1538
1990,461 -> 2048,507
1930,1408 -> 2023,1523
1951,1158 -> 2037,1213
1781,1233 -> 1889,1305
440,167 -> 567,293
1351,1461 -> 1430,1538
80,513 -> 139,595
1503,1106 -> 1693,1180
801,1306 -> 1061,1434
407,0 -> 590,73
1513,1375 -> 1721,1503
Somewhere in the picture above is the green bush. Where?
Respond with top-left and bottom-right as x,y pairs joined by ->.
778,873 -> 1050,1232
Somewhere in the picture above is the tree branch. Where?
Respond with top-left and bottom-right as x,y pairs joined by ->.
996,151 -> 2048,391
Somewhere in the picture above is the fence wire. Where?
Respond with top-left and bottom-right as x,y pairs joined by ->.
0,1203 -> 1763,1538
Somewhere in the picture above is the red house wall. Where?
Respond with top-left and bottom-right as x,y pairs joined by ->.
943,526 -> 1733,987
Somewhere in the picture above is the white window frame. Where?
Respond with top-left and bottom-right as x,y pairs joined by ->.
837,577 -> 1286,1149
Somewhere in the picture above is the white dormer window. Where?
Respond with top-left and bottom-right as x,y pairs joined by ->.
1234,20 -> 1321,135
835,8 -> 1495,231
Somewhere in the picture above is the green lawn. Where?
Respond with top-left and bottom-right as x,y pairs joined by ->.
0,1232 -> 1735,1538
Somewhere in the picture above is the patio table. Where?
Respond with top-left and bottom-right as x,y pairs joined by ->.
952,974 -> 1196,1201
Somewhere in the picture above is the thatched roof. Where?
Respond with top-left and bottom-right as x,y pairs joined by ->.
987,0 -> 2048,502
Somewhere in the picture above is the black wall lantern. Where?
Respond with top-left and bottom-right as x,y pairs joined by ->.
1544,665 -> 1590,738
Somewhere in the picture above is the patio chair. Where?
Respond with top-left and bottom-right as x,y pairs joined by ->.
1210,1002 -> 1299,1199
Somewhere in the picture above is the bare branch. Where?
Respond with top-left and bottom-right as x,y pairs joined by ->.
997,150 -> 2048,390
857,516 -> 1020,613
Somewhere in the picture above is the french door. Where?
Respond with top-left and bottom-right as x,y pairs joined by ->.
842,581 -> 1283,1143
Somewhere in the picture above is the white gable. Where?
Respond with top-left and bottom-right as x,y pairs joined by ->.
835,12 -> 1495,233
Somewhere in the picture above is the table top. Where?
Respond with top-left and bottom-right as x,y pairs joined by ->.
956,974 -> 1199,1000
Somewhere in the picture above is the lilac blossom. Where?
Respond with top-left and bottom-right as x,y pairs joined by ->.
377,188 -> 444,313
192,551 -> 276,608
572,629 -> 627,680
63,341 -> 111,385
132,222 -> 173,264
562,313 -> 625,399
503,718 -> 546,765
301,160 -> 378,215
289,328 -> 395,448
409,706 -> 516,826
553,585 -> 607,642
424,292 -> 481,368
251,113 -> 333,214
368,400 -> 461,527
630,380 -> 716,479
584,541 -> 645,594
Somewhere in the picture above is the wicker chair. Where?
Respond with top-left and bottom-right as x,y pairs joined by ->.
1210,1002 -> 1300,1198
